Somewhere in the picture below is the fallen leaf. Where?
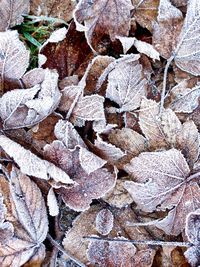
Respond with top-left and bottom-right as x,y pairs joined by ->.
124,149 -> 200,235
30,0 -> 75,22
184,209 -> 200,267
44,140 -> 116,211
0,0 -> 30,31
0,69 -> 61,130
95,209 -> 114,235
0,135 -> 75,185
47,188 -> 59,217
74,0 -> 133,51
106,55 -> 148,112
0,31 -> 30,94
0,167 -> 48,267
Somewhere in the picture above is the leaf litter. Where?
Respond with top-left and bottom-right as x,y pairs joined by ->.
0,0 -> 200,266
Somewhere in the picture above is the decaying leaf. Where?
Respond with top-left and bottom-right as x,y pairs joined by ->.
124,149 -> 200,235
0,135 -> 75,185
47,188 -> 59,217
0,31 -> 30,93
30,0 -> 75,22
74,0 -> 133,51
0,69 -> 61,130
106,55 -> 148,112
44,140 -> 116,211
184,209 -> 200,267
0,0 -> 30,31
0,168 -> 48,267
95,209 -> 114,235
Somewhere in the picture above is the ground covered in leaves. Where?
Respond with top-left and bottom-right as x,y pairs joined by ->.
1,0 -> 200,266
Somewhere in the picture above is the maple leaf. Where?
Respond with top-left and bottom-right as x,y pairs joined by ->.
74,0 -> 133,52
106,55 -> 148,112
0,168 -> 48,267
0,31 -> 30,94
0,135 -> 75,185
184,209 -> 200,267
124,149 -> 200,235
0,0 -> 30,31
30,0 -> 75,22
44,140 -> 116,211
0,69 -> 61,130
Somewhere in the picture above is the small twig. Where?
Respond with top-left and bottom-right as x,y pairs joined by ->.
83,236 -> 191,248
47,234 -> 86,267
159,55 -> 174,116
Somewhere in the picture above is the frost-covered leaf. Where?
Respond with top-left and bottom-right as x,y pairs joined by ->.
124,149 -> 200,235
0,194 -> 13,245
174,0 -> 200,75
0,168 -> 48,267
153,0 -> 183,59
30,0 -> 75,22
0,31 -> 29,93
87,237 -> 137,267
132,0 -> 159,32
0,69 -> 61,129
106,55 -> 148,112
170,83 -> 200,113
47,188 -> 59,217
108,128 -> 147,156
74,0 -> 133,51
44,141 -> 116,211
118,36 -> 160,60
0,135 -> 75,185
0,0 -> 30,31
95,209 -> 114,235
184,209 -> 200,267
54,120 -> 86,149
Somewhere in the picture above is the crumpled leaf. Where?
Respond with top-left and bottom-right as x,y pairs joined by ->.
0,69 -> 61,130
44,140 -> 116,211
0,135 -> 75,185
124,149 -> 200,235
95,209 -> 114,236
74,0 -> 133,51
0,168 -> 48,267
153,0 -> 183,59
117,36 -> 160,60
0,31 -> 30,93
132,0 -> 159,32
0,0 -> 30,31
39,22 -> 93,79
184,209 -> 200,267
106,54 -> 148,112
30,0 -> 75,22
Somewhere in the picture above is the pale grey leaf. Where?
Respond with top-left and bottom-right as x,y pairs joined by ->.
47,188 -> 59,217
95,209 -> 114,235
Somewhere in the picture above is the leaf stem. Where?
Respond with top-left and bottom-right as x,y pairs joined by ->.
47,234 -> 86,267
159,55 -> 174,116
83,236 -> 191,247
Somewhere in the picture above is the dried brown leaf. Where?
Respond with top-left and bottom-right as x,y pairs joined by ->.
0,168 -> 48,267
95,209 -> 114,236
0,0 -> 30,31
0,69 -> 61,130
44,141 -> 116,211
124,149 -> 200,235
74,0 -> 133,52
0,135 -> 75,185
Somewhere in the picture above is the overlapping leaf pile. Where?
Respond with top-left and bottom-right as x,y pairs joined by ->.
1,0 -> 200,266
